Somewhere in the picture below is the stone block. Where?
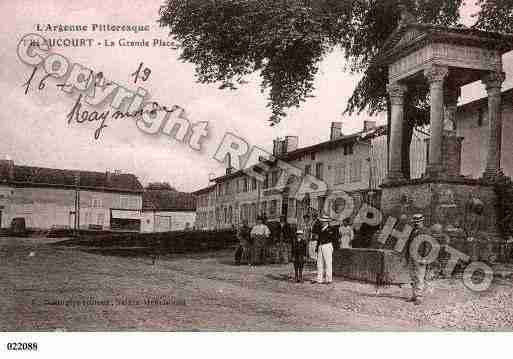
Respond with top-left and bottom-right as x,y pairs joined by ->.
333,248 -> 410,285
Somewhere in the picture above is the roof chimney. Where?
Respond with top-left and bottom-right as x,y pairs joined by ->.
273,138 -> 284,157
284,136 -> 299,153
363,120 -> 376,132
330,122 -> 343,140
225,153 -> 234,175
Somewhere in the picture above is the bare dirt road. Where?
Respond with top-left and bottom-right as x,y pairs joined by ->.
1,237 -> 512,331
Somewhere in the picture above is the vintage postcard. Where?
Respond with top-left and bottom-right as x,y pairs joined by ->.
1,0 -> 513,355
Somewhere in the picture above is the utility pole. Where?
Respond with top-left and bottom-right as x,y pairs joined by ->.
74,172 -> 80,236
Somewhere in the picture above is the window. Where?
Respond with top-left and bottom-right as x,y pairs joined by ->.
97,214 -> 104,226
251,203 -> 256,223
244,204 -> 250,222
263,174 -> 269,189
228,206 -> 233,224
310,153 -> 316,161
236,179 -> 240,193
92,198 -> 102,208
260,201 -> 267,216
317,197 -> 326,215
288,198 -> 296,218
344,143 -> 354,155
271,171 -> 279,187
350,159 -> 362,182
251,178 -> 257,191
270,200 -> 277,216
305,165 -> 311,176
335,163 -> 346,184
223,207 -> 228,223
120,196 -> 129,209
243,178 -> 248,192
315,163 -> 324,180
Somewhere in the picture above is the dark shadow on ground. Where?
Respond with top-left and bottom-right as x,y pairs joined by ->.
265,273 -> 293,282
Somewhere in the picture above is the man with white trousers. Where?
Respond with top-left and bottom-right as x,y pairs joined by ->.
314,215 -> 337,284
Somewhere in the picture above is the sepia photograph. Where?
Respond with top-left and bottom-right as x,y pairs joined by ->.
1,0 -> 513,356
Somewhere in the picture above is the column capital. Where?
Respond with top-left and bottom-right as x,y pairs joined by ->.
387,82 -> 407,105
482,71 -> 505,92
424,65 -> 449,84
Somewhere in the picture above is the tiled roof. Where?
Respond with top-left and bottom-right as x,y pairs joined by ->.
0,161 -> 143,193
202,125 -> 387,185
192,184 -> 216,195
143,189 -> 196,211
457,87 -> 513,113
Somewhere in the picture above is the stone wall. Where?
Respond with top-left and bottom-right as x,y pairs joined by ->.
380,180 -> 499,237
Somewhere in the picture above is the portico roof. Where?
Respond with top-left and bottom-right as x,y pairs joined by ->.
376,22 -> 513,67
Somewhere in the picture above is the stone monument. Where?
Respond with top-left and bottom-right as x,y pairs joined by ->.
375,14 -> 513,247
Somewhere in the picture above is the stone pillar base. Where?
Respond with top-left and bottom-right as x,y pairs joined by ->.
380,179 -> 500,237
424,135 -> 464,179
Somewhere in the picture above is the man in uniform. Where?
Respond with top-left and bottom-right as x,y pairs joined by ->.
314,215 -> 337,284
405,213 -> 430,305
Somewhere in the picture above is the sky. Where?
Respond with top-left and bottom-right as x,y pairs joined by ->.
0,0 -> 511,192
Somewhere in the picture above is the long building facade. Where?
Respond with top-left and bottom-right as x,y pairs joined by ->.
194,88 -> 513,231
194,121 -> 427,230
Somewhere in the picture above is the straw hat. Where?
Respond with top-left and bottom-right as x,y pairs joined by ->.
412,213 -> 424,223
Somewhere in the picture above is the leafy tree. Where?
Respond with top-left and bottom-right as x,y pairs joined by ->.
474,0 -> 513,33
159,0 -> 509,178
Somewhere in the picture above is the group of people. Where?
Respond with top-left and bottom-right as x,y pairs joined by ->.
235,215 -> 296,267
234,211 -> 433,305
235,213 -> 355,284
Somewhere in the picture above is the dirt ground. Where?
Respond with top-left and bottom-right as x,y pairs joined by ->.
1,236 -> 513,331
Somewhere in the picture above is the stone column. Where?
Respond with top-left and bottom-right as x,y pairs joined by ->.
386,82 -> 407,181
482,71 -> 505,181
443,85 -> 461,135
424,65 -> 449,178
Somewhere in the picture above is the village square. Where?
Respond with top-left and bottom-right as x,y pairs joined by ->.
3,2 -> 513,334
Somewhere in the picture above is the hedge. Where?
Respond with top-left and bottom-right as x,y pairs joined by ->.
57,229 -> 238,254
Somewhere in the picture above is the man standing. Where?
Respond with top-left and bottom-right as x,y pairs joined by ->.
338,218 -> 354,249
250,216 -> 271,266
278,215 -> 294,264
314,215 -> 337,284
236,220 -> 251,265
405,213 -> 430,305
301,214 -> 316,263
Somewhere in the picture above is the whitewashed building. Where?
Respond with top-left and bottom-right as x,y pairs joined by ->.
0,160 -> 143,231
141,188 -> 196,232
